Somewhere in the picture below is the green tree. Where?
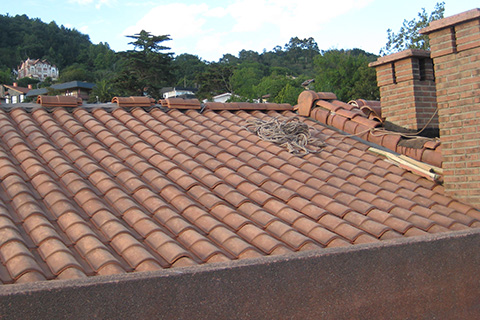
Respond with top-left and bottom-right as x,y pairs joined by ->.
85,42 -> 119,71
90,79 -> 114,103
350,64 -> 380,101
275,83 -> 303,105
59,64 -> 93,82
172,53 -> 206,88
380,2 -> 445,55
115,30 -> 174,99
196,62 -> 234,101
254,75 -> 290,101
218,53 -> 239,65
254,72 -> 305,104
231,62 -> 266,100
283,37 -> 320,76
260,46 -> 286,70
40,77 -> 55,88
314,49 -> 378,101
17,77 -> 40,88
0,67 -> 13,84
238,50 -> 261,63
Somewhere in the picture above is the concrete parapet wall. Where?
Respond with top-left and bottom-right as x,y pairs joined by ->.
1,229 -> 479,319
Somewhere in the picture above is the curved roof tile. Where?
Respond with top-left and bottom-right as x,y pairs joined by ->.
112,96 -> 156,108
36,95 -> 82,108
296,90 -> 443,169
0,97 -> 477,286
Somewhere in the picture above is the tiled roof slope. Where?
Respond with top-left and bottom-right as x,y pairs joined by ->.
3,85 -> 30,95
296,91 -> 443,168
0,101 -> 479,285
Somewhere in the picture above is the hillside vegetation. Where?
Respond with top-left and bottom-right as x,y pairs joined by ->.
0,13 -> 380,104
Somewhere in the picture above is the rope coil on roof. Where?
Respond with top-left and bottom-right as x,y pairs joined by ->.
245,117 -> 325,155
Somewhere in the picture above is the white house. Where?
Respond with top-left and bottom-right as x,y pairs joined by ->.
160,87 -> 197,99
211,93 -> 235,103
17,58 -> 59,81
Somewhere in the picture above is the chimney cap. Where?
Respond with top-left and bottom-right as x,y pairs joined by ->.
420,8 -> 480,34
369,49 -> 431,68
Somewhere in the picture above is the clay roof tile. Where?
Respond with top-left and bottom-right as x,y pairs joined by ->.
37,95 -> 82,107
112,96 -> 156,107
0,95 -> 479,287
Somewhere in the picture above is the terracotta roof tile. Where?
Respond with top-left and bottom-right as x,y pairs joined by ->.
112,96 -> 156,108
164,98 -> 201,110
299,91 -> 444,169
0,98 -> 479,285
205,102 -> 293,111
37,95 -> 82,107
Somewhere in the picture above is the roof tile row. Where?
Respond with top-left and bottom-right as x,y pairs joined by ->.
36,95 -> 82,108
0,98 -> 478,285
296,91 -> 443,168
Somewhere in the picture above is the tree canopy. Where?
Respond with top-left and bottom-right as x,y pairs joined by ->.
0,14 -> 99,70
1,14 -> 384,105
114,30 -> 174,99
380,2 -> 445,55
314,49 -> 379,102
195,62 -> 234,100
0,14 -> 120,93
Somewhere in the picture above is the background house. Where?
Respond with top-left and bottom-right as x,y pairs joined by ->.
51,81 -> 95,100
17,58 -> 59,81
160,87 -> 197,99
0,82 -> 32,104
211,92 -> 234,103
25,81 -> 95,101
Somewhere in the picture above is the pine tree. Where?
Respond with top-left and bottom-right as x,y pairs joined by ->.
380,2 -> 445,55
116,30 -> 174,99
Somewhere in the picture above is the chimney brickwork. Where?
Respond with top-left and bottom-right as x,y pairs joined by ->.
421,8 -> 480,207
369,49 -> 438,133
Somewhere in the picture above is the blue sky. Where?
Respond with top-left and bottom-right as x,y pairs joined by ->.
2,1 -> 476,61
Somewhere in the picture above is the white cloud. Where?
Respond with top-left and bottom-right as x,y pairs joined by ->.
123,3 -> 210,39
226,0 -> 375,39
123,0 -> 375,61
68,0 -> 93,4
68,0 -> 115,9
79,25 -> 89,34
203,6 -> 228,18
95,0 -> 113,9
193,32 -> 245,59
60,23 -> 89,34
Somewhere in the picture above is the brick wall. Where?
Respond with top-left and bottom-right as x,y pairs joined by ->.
369,49 -> 438,133
421,9 -> 480,208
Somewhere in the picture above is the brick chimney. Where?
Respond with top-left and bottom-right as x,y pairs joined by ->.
420,8 -> 480,207
369,49 -> 438,136
13,82 -> 18,87
28,84 -> 33,89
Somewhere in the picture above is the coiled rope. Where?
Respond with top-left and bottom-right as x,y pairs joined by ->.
245,117 -> 325,155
